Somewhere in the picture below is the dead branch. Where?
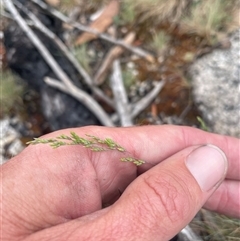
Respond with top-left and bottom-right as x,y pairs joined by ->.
30,0 -> 155,62
4,0 -> 72,89
1,9 -> 15,20
45,77 -> 114,127
94,32 -> 136,85
131,81 -> 165,118
4,0 -> 114,126
110,60 -> 133,126
13,0 -> 114,108
111,80 -> 165,122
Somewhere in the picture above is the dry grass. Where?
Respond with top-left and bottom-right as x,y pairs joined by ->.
57,0 -> 191,24
181,0 -> 238,41
56,0 -> 238,28
123,0 -> 191,23
191,210 -> 240,241
58,0 -> 110,13
57,0 -> 238,40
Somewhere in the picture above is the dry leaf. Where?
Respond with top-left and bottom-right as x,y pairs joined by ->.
75,0 -> 119,46
45,0 -> 60,7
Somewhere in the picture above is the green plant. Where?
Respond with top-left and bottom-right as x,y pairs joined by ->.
197,116 -> 209,132
122,68 -> 136,91
116,2 -> 136,26
27,132 -> 145,166
0,70 -> 24,116
150,31 -> 170,54
74,44 -> 91,72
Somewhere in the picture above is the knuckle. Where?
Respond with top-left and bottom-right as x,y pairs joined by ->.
141,172 -> 191,224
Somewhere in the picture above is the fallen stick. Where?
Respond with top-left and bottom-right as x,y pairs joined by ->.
45,77 -> 114,127
111,80 -> 165,122
131,80 -> 165,118
13,0 -> 114,108
94,32 -> 136,85
4,0 -> 114,126
110,60 -> 133,126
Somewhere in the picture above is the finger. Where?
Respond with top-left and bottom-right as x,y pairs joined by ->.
204,180 -> 240,218
25,144 -> 229,241
47,125 -> 240,180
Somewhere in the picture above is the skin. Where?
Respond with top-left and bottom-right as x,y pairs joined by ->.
1,125 -> 240,241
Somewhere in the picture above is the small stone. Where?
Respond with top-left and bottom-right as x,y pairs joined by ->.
8,139 -> 24,157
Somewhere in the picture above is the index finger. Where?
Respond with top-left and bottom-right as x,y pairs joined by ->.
51,125 -> 240,180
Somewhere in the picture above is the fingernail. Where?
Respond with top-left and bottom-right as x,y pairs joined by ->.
186,145 -> 228,192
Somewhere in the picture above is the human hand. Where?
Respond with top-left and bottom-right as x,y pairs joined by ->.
1,125 -> 240,240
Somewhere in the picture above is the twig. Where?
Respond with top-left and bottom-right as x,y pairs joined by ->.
94,32 -> 136,85
13,0 -> 114,108
110,60 -> 133,126
1,9 -> 15,20
4,0 -> 114,126
131,80 -> 165,118
111,80 -> 165,122
4,0 -> 72,89
44,77 -> 114,126
30,0 -> 155,62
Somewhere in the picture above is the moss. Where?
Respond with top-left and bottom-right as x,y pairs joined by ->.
0,70 -> 24,116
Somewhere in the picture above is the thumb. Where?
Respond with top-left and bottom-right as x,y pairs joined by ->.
108,144 -> 228,241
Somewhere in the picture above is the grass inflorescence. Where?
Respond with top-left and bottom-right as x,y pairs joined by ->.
27,132 -> 145,166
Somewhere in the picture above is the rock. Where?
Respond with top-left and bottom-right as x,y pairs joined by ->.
188,29 -> 240,137
0,118 -> 24,164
